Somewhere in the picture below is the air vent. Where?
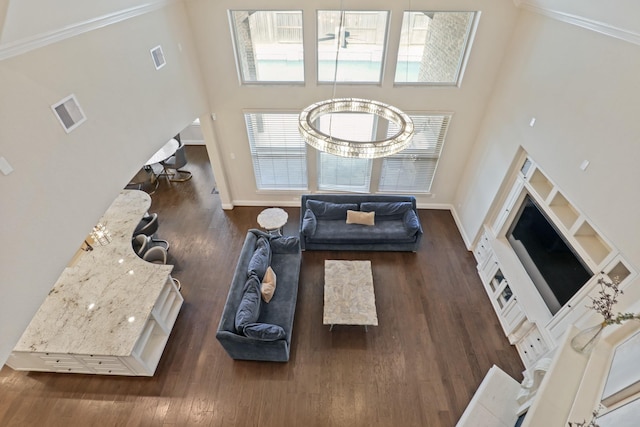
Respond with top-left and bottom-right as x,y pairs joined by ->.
51,94 -> 86,133
150,45 -> 166,70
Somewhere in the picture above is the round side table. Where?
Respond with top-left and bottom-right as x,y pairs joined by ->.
257,208 -> 288,236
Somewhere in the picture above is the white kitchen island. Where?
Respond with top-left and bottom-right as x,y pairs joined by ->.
6,190 -> 183,376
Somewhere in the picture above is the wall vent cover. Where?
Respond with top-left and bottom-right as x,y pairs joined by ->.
150,45 -> 166,70
51,94 -> 86,133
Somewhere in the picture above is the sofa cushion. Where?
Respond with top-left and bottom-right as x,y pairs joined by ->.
306,200 -> 358,219
270,235 -> 300,253
247,236 -> 271,280
235,274 -> 262,333
301,209 -> 317,236
243,323 -> 286,341
346,210 -> 375,226
403,209 -> 421,236
360,201 -> 413,218
309,219 -> 416,244
261,266 -> 277,303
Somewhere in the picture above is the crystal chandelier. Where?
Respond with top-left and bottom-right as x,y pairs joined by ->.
299,98 -> 414,159
298,5 -> 414,158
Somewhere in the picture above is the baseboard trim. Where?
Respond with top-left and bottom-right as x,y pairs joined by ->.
0,0 -> 175,61
449,206 -> 473,250
519,1 -> 640,46
232,200 -> 302,208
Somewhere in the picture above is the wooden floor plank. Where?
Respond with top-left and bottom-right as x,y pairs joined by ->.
0,146 -> 523,426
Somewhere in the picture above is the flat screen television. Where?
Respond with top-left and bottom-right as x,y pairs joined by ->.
506,194 -> 592,314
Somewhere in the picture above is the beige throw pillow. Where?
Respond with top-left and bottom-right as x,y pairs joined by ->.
261,266 -> 277,303
346,210 -> 375,226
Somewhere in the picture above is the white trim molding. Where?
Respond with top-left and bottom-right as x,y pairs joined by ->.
517,1 -> 640,46
0,0 -> 175,61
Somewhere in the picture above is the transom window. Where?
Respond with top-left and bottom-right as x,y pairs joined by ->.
230,10 -> 304,83
395,11 -> 476,85
317,10 -> 389,83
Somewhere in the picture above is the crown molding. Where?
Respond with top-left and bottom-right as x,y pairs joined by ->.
518,1 -> 640,46
0,0 -> 175,61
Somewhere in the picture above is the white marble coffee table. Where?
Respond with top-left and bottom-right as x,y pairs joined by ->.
323,260 -> 378,331
257,207 -> 288,235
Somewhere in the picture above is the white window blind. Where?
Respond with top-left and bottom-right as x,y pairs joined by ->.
245,113 -> 308,190
379,114 -> 451,193
317,113 -> 374,192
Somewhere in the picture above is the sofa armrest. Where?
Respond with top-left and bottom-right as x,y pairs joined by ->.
403,209 -> 421,236
301,209 -> 317,237
216,330 -> 291,362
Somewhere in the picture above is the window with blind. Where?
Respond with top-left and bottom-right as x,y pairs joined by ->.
244,113 -> 308,190
379,114 -> 451,193
230,10 -> 304,83
317,113 -> 374,192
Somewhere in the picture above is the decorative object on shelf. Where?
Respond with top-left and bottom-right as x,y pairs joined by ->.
570,273 -> 640,354
297,1 -> 413,159
571,323 -> 607,355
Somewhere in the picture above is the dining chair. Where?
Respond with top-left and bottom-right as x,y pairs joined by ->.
142,246 -> 168,264
134,213 -> 170,251
161,142 -> 192,182
131,234 -> 149,257
125,166 -> 159,195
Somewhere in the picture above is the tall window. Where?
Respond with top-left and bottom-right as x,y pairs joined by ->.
395,11 -> 476,85
379,114 -> 451,192
245,113 -> 308,190
317,113 -> 374,192
230,11 -> 304,83
317,10 -> 389,83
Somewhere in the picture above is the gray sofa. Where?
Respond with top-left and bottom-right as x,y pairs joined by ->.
300,194 -> 423,251
216,229 -> 301,362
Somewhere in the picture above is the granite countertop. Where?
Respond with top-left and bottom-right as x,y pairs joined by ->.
14,190 -> 173,356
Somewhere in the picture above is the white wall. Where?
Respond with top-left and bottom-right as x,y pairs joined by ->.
185,0 -> 519,207
519,0 -> 640,36
0,0 -> 175,44
454,10 -> 640,270
0,3 -> 208,365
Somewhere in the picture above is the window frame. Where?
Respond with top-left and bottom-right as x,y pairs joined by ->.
394,11 -> 478,87
378,113 -> 452,193
229,10 -> 306,85
316,10 -> 391,85
244,111 -> 309,191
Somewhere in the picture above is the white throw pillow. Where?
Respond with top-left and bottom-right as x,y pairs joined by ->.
346,210 -> 375,226
261,266 -> 277,303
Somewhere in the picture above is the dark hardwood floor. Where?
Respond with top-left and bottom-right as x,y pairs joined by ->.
0,146 -> 523,426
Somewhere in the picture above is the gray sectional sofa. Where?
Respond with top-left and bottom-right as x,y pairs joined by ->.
300,194 -> 423,251
216,229 -> 301,362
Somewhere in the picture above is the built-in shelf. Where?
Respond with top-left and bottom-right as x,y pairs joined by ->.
573,221 -> 612,266
549,191 -> 579,229
605,260 -> 631,286
529,169 -> 553,201
522,163 -> 614,271
473,155 -> 632,370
